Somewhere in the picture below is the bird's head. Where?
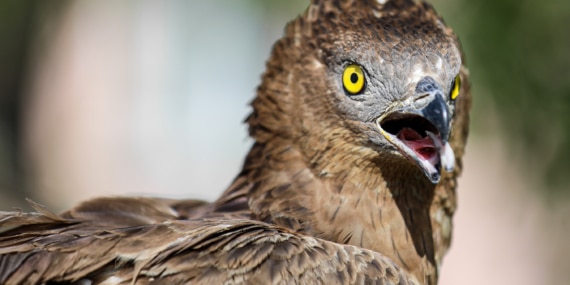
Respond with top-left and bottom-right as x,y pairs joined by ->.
249,0 -> 467,185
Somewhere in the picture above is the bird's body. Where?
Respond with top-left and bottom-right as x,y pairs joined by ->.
0,0 -> 471,284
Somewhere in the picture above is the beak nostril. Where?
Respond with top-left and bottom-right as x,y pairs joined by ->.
412,93 -> 436,110
414,94 -> 430,101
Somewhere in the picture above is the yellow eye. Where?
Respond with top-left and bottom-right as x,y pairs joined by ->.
342,64 -> 366,94
450,75 -> 461,100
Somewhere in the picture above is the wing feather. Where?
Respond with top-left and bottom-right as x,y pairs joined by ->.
0,202 -> 417,285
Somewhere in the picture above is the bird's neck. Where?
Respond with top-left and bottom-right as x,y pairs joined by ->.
242,137 -> 439,284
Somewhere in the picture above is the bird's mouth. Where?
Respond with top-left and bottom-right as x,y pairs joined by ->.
376,94 -> 455,184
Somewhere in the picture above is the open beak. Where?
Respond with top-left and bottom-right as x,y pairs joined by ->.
376,91 -> 455,184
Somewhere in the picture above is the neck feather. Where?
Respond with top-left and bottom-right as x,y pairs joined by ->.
243,134 -> 439,284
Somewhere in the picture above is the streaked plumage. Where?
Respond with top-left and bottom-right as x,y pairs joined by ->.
0,0 -> 471,284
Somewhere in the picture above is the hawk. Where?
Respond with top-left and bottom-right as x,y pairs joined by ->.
0,0 -> 470,284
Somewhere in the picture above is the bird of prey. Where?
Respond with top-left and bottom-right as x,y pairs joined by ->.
0,0 -> 470,284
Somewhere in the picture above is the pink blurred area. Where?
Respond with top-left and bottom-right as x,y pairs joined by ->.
15,1 -> 569,284
440,138 -> 569,284
25,1 -> 273,206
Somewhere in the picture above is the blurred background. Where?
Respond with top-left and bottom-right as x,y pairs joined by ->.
0,0 -> 568,284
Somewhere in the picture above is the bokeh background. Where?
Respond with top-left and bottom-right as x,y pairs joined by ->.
0,0 -> 568,284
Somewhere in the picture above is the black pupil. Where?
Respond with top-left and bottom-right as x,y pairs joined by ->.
350,73 -> 359,84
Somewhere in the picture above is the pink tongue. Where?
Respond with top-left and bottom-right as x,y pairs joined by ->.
397,128 -> 437,160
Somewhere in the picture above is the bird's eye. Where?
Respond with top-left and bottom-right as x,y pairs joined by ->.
450,75 -> 461,100
342,64 -> 366,95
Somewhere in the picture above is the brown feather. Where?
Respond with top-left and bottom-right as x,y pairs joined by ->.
0,1 -> 470,284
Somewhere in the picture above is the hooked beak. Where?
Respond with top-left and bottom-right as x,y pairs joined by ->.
376,91 -> 455,184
